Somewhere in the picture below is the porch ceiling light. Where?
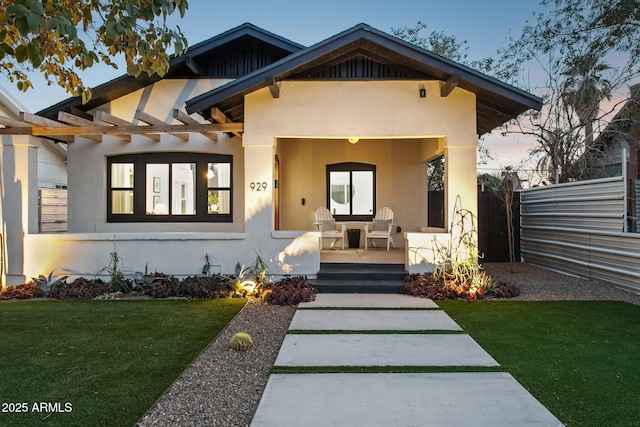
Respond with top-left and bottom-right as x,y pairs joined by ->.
348,137 -> 359,144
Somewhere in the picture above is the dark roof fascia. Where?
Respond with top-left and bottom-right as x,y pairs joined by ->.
178,22 -> 304,60
37,74 -> 157,120
361,25 -> 542,110
185,23 -> 543,117
36,23 -> 305,120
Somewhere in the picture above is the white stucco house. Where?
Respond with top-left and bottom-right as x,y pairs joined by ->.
0,23 -> 541,285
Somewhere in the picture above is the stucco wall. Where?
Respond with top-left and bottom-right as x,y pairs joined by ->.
67,79 -> 246,233
245,80 -> 476,139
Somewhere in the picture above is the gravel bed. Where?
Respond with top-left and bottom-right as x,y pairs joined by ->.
483,262 -> 640,306
137,300 -> 296,427
137,262 -> 640,426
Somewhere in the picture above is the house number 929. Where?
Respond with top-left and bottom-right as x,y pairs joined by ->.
250,181 -> 268,191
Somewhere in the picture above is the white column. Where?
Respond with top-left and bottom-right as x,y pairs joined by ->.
1,135 -> 39,285
444,143 -> 478,257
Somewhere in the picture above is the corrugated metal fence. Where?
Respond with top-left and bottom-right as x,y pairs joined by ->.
520,176 -> 640,292
38,188 -> 67,232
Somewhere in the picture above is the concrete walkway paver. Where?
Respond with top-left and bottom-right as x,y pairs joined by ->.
251,373 -> 564,427
289,309 -> 462,331
275,333 -> 499,366
299,293 -> 438,308
252,293 -> 563,426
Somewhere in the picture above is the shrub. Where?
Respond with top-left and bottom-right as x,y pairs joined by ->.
400,273 -> 474,301
401,272 -> 520,301
0,282 -> 44,300
49,277 -> 110,300
137,273 -> 232,299
262,276 -> 317,306
139,273 -> 181,298
176,275 -> 232,299
229,332 -> 253,352
486,281 -> 521,298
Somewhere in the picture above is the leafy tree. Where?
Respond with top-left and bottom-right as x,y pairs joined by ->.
499,0 -> 640,183
0,0 -> 188,103
561,53 -> 612,148
391,21 -> 469,64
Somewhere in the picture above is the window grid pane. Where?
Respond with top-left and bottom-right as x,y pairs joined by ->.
208,162 -> 231,215
172,163 -> 196,215
146,164 -> 169,215
108,154 -> 233,222
352,171 -> 374,215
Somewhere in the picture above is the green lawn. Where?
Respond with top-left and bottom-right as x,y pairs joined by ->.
438,300 -> 640,427
0,298 -> 246,427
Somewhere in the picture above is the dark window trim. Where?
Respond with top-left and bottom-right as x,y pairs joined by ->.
107,152 -> 233,223
326,162 -> 376,222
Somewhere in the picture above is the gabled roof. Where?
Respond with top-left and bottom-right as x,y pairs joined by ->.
37,23 -> 304,120
186,24 -> 542,135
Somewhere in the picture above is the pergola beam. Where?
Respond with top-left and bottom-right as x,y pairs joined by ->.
0,122 -> 243,137
95,111 -> 161,142
0,111 -> 242,141
172,109 -> 218,142
135,110 -> 189,141
0,115 -> 33,128
58,111 -> 131,143
19,112 -> 77,143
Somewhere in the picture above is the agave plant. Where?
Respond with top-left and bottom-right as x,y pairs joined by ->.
226,253 -> 269,297
32,271 -> 68,296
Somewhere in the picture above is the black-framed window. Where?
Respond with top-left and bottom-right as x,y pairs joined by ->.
107,153 -> 232,222
326,162 -> 376,221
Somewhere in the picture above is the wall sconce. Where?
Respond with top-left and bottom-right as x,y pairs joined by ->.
348,137 -> 359,144
419,84 -> 426,98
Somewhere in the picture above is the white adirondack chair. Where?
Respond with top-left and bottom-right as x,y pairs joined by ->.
363,206 -> 395,250
314,207 -> 346,250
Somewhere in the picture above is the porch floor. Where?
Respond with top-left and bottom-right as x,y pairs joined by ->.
319,248 -> 404,264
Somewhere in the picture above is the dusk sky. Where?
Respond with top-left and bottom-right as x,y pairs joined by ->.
1,0 -> 548,174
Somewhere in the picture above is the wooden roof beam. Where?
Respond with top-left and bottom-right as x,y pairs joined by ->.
440,74 -> 460,97
185,56 -> 204,76
135,110 -> 189,141
266,75 -> 280,98
172,109 -> 218,142
58,112 -> 131,142
95,111 -> 161,142
210,107 -> 242,138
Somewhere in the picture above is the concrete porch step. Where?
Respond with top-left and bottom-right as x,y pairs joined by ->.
316,262 -> 408,283
311,279 -> 402,294
313,262 -> 407,293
